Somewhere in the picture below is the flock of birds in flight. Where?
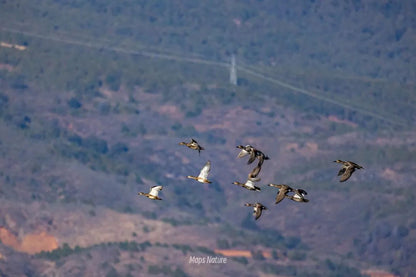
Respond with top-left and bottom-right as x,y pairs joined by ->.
138,138 -> 364,220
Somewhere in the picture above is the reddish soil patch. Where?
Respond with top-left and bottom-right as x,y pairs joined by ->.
328,115 -> 358,127
0,227 -> 58,254
214,249 -> 271,258
0,227 -> 19,250
361,269 -> 399,277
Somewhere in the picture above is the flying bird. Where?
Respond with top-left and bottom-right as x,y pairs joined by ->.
179,138 -> 204,154
333,160 -> 363,182
233,176 -> 261,191
236,144 -> 254,159
138,185 -> 163,200
286,188 -> 309,203
268,184 -> 293,204
244,202 -> 267,220
251,149 -> 269,166
187,160 -> 212,183
236,145 -> 269,165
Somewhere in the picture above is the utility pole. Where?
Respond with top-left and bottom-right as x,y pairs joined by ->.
230,54 -> 237,86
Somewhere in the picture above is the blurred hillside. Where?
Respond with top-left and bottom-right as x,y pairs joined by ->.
0,1 -> 415,276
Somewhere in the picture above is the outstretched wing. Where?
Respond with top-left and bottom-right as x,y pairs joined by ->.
237,148 -> 250,158
249,165 -> 262,179
340,167 -> 354,182
274,189 -> 287,204
247,150 -> 256,164
198,161 -> 211,179
337,167 -> 346,176
256,150 -> 269,166
257,154 -> 265,166
245,179 -> 257,189
350,161 -> 363,169
254,206 -> 263,220
273,185 -> 292,204
149,185 -> 162,197
297,189 -> 307,196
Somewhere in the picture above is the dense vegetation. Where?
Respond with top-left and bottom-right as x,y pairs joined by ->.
0,0 -> 415,129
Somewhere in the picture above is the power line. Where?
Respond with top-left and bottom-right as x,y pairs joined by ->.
0,26 -> 407,127
1,27 -> 229,68
229,54 -> 237,86
237,66 -> 407,126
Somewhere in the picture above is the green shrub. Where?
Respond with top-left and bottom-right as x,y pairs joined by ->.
68,97 -> 82,109
83,136 -> 108,154
397,225 -> 409,237
106,72 -> 121,91
288,250 -> 306,261
195,246 -> 215,255
216,239 -> 230,249
251,250 -> 265,260
232,257 -> 248,265
119,241 -> 140,252
323,259 -> 363,276
110,142 -> 129,156
285,236 -> 301,249
0,92 -> 9,111
172,244 -> 193,255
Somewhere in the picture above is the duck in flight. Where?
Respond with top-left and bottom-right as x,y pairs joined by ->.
333,160 -> 363,182
244,202 -> 267,220
236,144 -> 269,166
179,138 -> 204,154
268,184 -> 293,204
187,161 -> 212,183
233,175 -> 261,191
287,188 -> 309,203
138,185 -> 163,200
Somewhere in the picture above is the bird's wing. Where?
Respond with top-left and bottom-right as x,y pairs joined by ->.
237,149 -> 249,158
276,184 -> 292,190
249,176 -> 261,183
149,186 -> 162,197
351,161 -> 363,169
247,150 -> 256,164
256,151 -> 267,166
297,189 -> 308,196
249,165 -> 262,179
340,167 -> 354,182
197,144 -> 203,155
245,179 -> 256,189
254,206 -> 263,220
198,161 -> 211,179
337,167 -> 346,176
275,189 -> 287,204
274,184 -> 293,191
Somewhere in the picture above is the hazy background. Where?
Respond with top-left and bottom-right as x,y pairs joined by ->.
0,1 -> 415,276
